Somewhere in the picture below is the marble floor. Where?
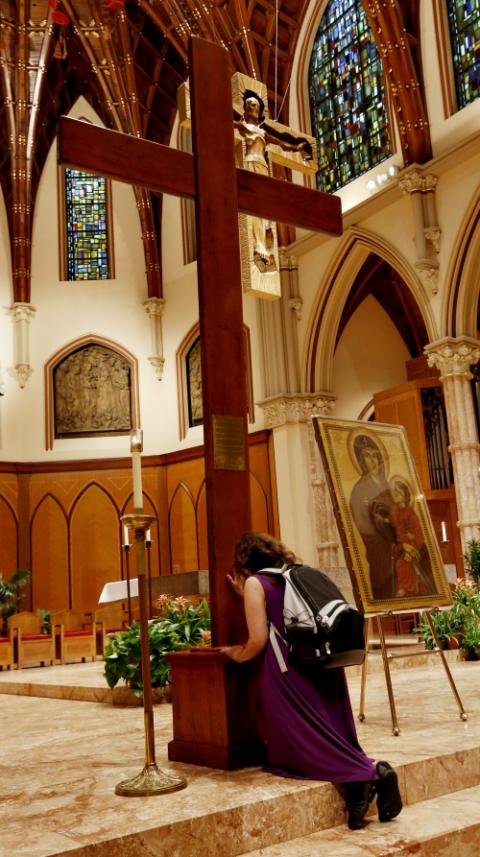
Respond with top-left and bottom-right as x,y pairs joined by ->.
0,655 -> 479,857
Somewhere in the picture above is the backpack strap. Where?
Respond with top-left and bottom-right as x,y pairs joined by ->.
269,622 -> 288,673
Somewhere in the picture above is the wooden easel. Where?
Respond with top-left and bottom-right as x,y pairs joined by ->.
358,610 -> 467,735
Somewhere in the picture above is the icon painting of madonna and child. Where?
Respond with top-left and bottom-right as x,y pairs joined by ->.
313,416 -> 452,614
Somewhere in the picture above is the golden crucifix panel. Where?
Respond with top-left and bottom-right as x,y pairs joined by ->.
178,75 -> 317,300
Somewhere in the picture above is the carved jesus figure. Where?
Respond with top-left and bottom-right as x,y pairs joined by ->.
232,81 -> 315,297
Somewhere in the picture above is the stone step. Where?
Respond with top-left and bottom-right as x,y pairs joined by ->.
0,648 -> 462,705
239,783 -> 480,856
0,661 -> 478,856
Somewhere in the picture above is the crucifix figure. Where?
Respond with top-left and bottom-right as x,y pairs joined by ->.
58,36 -> 342,769
179,72 -> 317,299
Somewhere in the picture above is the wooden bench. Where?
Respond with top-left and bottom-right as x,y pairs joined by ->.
8,611 -> 55,668
0,630 -> 14,670
51,609 -> 97,664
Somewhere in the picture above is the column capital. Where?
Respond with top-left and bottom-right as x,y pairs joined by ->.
425,336 -> 480,379
258,392 -> 335,428
143,297 -> 165,318
399,168 -> 438,194
10,302 -> 36,323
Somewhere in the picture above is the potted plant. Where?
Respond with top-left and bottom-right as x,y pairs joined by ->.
463,538 -> 480,587
103,595 -> 211,696
416,577 -> 480,659
0,568 -> 32,633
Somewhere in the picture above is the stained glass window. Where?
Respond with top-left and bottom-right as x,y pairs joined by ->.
447,0 -> 480,109
64,169 -> 111,280
308,0 -> 391,193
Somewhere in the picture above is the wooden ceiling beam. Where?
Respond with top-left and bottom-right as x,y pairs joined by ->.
362,0 -> 431,164
138,0 -> 188,63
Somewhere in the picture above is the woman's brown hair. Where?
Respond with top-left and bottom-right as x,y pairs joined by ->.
233,532 -> 297,575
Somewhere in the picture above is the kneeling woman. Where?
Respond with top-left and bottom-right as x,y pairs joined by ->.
220,531 -> 402,830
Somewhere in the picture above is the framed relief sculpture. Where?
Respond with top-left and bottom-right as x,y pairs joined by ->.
313,416 -> 452,614
45,338 -> 139,448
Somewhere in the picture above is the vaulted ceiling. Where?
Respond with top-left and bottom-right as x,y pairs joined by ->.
0,0 -> 430,305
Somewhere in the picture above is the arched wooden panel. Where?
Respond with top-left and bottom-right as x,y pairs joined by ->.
196,481 -> 208,569
70,484 -> 121,611
169,483 -> 198,573
0,497 -> 18,577
249,471 -> 270,534
31,496 -> 69,612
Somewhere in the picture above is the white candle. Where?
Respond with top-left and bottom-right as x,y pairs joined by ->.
145,528 -> 151,544
132,449 -> 143,509
123,525 -> 129,547
441,521 -> 448,543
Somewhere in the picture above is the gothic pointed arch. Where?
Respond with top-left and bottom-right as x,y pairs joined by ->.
176,323 -> 254,439
445,188 -> 480,338
305,228 -> 437,392
44,334 -> 140,450
295,1 -> 431,171
307,0 -> 393,192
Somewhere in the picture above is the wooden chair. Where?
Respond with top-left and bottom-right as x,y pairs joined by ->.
51,609 -> 97,664
8,611 -> 55,669
93,605 -> 128,655
0,629 -> 14,670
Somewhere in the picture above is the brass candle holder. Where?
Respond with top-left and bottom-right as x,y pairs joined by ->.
115,512 -> 187,797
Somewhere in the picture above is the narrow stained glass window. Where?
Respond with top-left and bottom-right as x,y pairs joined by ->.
447,0 -> 480,109
308,0 -> 391,193
64,168 -> 111,280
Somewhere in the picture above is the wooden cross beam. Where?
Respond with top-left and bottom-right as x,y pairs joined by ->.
58,36 -> 342,648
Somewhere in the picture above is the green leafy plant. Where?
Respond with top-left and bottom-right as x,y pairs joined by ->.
416,578 -> 480,659
0,568 -> 32,632
463,538 -> 480,587
103,595 -> 211,695
36,608 -> 51,635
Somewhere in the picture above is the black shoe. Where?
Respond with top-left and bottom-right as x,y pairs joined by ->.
344,780 -> 377,830
375,761 -> 402,822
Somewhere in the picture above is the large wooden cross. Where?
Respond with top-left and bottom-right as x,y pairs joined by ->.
59,37 -> 342,768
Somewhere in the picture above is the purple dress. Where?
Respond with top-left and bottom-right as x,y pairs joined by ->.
257,574 -> 378,784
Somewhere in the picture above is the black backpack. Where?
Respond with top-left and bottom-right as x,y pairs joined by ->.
260,564 -> 365,671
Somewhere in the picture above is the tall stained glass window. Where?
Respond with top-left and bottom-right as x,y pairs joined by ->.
447,0 -> 480,109
64,169 -> 111,280
309,0 -> 391,193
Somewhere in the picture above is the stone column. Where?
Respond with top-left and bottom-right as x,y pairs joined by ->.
259,393 -> 340,567
10,302 -> 36,388
143,297 -> 165,380
399,168 -> 441,294
425,336 -> 480,549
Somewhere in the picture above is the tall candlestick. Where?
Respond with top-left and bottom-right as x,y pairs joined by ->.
123,525 -> 130,547
145,528 -> 151,544
130,428 -> 144,510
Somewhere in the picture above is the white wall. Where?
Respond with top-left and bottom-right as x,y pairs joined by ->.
333,295 -> 411,419
1,97 -> 163,460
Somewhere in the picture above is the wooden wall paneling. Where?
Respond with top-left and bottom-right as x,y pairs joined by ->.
70,483 -> 121,611
0,496 -> 18,578
155,462 -> 171,576
374,382 -> 431,488
426,489 -> 463,575
248,433 -> 277,534
196,480 -> 208,570
249,471 -> 270,534
140,492 -> 160,580
168,482 -> 199,573
31,495 -> 69,612
166,456 -> 206,573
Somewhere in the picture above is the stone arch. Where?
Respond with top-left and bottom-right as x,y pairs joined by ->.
304,227 -> 438,393
446,187 -> 480,338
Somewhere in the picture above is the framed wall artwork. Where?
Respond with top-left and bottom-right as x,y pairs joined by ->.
313,416 -> 452,614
